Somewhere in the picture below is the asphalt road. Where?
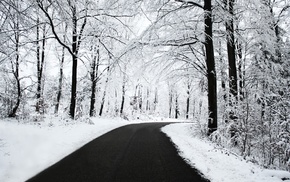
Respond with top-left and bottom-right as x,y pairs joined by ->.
26,122 -> 209,182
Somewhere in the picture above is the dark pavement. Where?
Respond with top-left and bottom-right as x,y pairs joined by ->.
26,122 -> 209,182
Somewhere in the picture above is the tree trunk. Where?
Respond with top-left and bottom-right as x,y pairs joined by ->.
138,86 -> 142,111
169,88 -> 173,118
204,0 -> 218,135
54,52 -> 64,115
99,67 -> 110,116
225,0 -> 238,97
89,43 -> 100,117
54,25 -> 67,115
69,6 -> 78,119
186,84 -> 190,119
237,41 -> 244,101
175,92 -> 179,119
192,99 -> 196,118
153,88 -> 158,112
9,28 -> 21,117
225,0 -> 238,121
36,22 -> 46,113
37,2 -> 87,119
36,17 -> 40,112
120,70 -> 126,115
146,88 -> 150,111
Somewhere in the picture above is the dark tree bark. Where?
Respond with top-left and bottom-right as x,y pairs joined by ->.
89,43 -> 100,117
218,37 -> 228,117
192,99 -> 196,118
36,19 -> 46,113
175,92 -> 179,119
237,41 -> 244,101
36,17 -> 40,112
138,86 -> 142,111
9,20 -> 21,117
120,86 -> 125,115
54,50 -> 64,114
54,25 -> 67,115
186,82 -> 190,119
99,67 -> 110,116
37,1 -> 87,119
120,69 -> 126,115
146,88 -> 150,111
224,0 -> 238,122
204,0 -> 217,135
153,88 -> 158,112
225,0 -> 238,99
69,6 -> 78,118
68,3 -> 87,119
175,0 -> 217,131
168,88 -> 173,118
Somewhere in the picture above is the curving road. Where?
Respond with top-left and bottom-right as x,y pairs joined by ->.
27,122 -> 209,182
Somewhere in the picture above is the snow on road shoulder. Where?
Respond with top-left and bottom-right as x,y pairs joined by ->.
0,117 -> 129,182
161,123 -> 290,182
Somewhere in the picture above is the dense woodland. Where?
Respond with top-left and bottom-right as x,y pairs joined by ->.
0,0 -> 289,171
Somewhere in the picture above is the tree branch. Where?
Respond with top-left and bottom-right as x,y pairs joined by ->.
138,38 -> 199,47
175,0 -> 203,9
36,0 -> 74,56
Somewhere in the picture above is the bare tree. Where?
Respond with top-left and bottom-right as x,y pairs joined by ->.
120,65 -> 127,116
54,24 -> 68,115
224,0 -> 238,121
35,14 -> 48,114
7,1 -> 22,117
37,0 -> 88,118
204,0 -> 218,134
89,38 -> 100,117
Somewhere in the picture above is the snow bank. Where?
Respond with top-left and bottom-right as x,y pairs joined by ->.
0,117 -> 128,182
162,123 -> 290,182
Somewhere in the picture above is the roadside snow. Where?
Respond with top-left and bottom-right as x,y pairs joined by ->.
3,118 -> 287,182
162,123 -> 290,182
0,117 -> 129,182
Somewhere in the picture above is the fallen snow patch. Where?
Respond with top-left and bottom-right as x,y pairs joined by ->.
0,117 -> 129,182
162,123 -> 290,182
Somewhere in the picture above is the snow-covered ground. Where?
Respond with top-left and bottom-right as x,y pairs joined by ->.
1,118 -> 289,182
0,115 -> 179,182
162,123 -> 290,182
0,116 -> 130,182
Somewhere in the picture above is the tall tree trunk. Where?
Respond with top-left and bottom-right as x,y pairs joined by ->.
36,17 -> 40,112
99,67 -> 110,116
89,43 -> 100,117
224,0 -> 238,121
37,2 -> 87,119
204,0 -> 217,135
54,50 -> 64,115
153,88 -> 158,112
237,40 -> 244,101
138,86 -> 142,111
36,22 -> 46,113
217,25 -> 228,122
54,25 -> 67,115
175,92 -> 179,119
69,6 -> 78,119
169,88 -> 173,118
225,0 -> 238,98
186,83 -> 190,119
146,88 -> 150,111
120,69 -> 126,115
9,24 -> 21,117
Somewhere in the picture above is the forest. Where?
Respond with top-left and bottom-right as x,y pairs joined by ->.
0,0 -> 289,171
